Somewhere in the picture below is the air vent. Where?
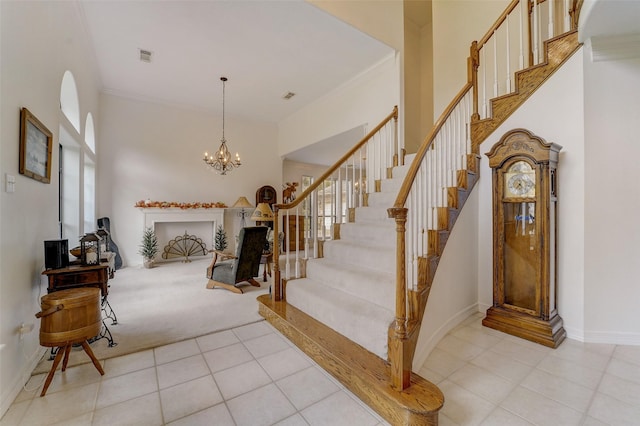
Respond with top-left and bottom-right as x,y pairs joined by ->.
139,49 -> 153,63
282,92 -> 296,100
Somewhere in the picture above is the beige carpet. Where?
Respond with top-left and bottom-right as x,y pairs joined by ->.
33,257 -> 270,374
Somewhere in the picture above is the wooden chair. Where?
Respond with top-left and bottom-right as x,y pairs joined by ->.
206,226 -> 268,294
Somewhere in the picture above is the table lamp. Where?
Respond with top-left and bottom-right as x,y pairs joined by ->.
251,202 -> 274,227
232,196 -> 254,228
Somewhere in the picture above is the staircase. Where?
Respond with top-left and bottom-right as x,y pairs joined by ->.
286,160 -> 409,360
259,1 -> 583,424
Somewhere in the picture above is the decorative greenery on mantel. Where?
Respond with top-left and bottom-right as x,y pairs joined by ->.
135,200 -> 227,209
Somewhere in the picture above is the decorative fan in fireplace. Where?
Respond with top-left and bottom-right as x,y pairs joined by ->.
161,231 -> 208,263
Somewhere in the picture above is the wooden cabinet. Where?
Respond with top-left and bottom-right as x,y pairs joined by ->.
43,264 -> 110,298
283,215 -> 305,251
483,129 -> 566,348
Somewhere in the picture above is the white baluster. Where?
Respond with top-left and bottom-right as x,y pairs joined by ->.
549,0 -> 555,39
506,16 -> 512,92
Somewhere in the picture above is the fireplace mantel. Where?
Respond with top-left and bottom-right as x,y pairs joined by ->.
139,208 -> 225,230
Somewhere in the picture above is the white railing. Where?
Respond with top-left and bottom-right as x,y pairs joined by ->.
402,89 -> 473,291
271,106 -> 399,301
476,0 -> 577,120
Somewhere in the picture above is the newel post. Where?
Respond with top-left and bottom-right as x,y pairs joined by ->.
387,207 -> 410,390
272,206 -> 282,301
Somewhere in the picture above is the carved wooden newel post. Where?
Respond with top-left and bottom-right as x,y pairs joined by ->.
388,207 -> 411,390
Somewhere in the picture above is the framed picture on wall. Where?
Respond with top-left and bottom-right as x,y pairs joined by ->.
19,107 -> 53,183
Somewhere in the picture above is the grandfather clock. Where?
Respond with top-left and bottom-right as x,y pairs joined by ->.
483,129 -> 566,348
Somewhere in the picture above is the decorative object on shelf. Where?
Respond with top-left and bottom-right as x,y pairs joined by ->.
203,76 -> 241,175
134,200 -> 227,209
95,228 -> 109,254
282,182 -> 299,204
44,239 -> 69,270
138,227 -> 159,268
80,233 -> 101,266
214,225 -> 228,251
231,196 -> 253,228
97,217 -> 122,270
162,231 -> 207,263
483,128 -> 565,348
19,107 -> 53,183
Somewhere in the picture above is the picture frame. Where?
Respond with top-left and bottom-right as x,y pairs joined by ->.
20,107 -> 53,183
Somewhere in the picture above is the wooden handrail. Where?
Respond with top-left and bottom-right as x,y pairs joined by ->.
477,0 -> 521,47
274,106 -> 398,212
390,83 -> 472,211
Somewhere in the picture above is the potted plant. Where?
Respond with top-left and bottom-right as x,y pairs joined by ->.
139,227 -> 159,268
214,225 -> 228,252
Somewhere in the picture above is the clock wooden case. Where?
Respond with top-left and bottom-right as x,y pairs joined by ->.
483,129 -> 566,348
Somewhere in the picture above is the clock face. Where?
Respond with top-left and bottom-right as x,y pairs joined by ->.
508,173 -> 534,196
504,161 -> 535,198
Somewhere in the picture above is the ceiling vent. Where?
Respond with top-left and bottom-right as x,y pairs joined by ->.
139,49 -> 153,63
282,91 -> 296,100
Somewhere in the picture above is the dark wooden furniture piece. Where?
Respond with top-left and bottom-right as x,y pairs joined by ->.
35,287 -> 105,396
483,128 -> 566,348
43,263 -> 109,297
256,185 -> 277,228
282,215 -> 305,251
260,252 -> 272,282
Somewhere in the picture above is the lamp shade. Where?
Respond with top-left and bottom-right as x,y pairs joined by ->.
232,196 -> 253,209
251,203 -> 274,222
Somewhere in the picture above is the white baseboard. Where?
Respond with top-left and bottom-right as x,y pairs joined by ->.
0,346 -> 47,419
412,303 -> 480,371
574,329 -> 640,345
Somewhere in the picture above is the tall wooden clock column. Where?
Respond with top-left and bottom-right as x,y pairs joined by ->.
483,129 -> 566,348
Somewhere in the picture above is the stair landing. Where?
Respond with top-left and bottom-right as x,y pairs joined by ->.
258,294 -> 444,425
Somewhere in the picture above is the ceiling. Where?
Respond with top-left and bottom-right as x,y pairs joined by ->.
79,0 -> 394,125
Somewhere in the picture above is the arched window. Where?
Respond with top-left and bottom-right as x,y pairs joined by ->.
60,71 -> 80,133
85,113 -> 96,153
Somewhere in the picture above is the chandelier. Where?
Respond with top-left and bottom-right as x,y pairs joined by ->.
203,77 -> 241,175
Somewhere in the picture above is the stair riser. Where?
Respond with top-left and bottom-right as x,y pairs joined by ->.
355,206 -> 395,222
305,260 -> 395,310
339,222 -> 396,247
323,241 -> 396,272
367,191 -> 396,207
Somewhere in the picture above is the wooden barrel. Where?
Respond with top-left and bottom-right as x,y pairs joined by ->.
37,287 -> 102,347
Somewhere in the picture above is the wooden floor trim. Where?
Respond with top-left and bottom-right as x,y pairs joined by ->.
257,294 -> 444,425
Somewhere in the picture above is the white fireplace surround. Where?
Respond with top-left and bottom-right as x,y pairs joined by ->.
139,208 -> 225,257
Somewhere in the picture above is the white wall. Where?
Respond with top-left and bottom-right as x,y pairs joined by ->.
0,1 -> 101,416
97,94 -> 282,266
582,52 -> 640,343
432,0 -> 509,120
278,55 -> 400,158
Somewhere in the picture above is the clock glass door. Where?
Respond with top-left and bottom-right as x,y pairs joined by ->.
503,201 -> 539,314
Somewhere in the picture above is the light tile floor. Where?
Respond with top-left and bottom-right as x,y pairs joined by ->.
3,313 -> 640,425
417,313 -> 640,425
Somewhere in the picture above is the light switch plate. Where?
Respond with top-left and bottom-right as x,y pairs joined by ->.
5,174 -> 15,193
